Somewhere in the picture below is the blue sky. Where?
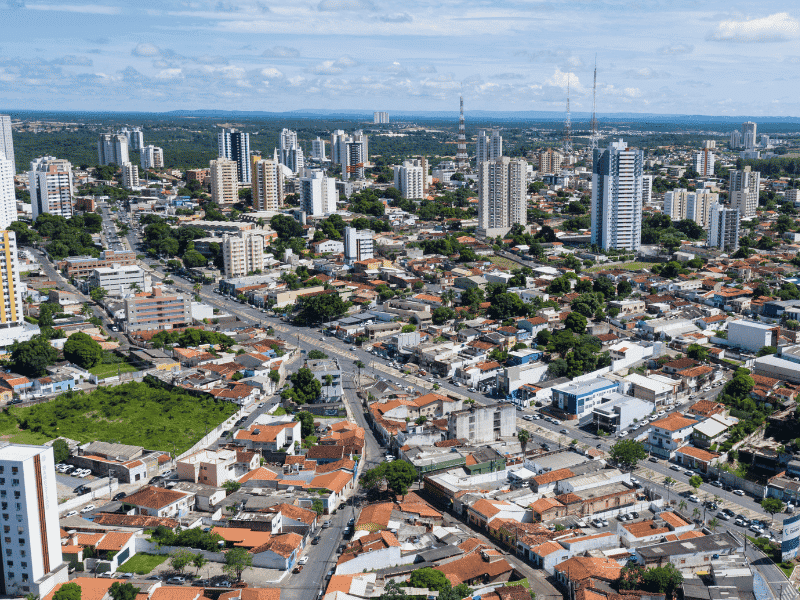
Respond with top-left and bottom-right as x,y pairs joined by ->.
1,0 -> 798,115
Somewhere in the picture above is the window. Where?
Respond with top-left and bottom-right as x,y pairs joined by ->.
10,468 -> 17,475
13,492 -> 19,499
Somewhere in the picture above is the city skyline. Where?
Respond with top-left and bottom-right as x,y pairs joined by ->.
0,2 -> 798,116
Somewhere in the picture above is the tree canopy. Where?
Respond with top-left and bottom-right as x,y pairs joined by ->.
281,368 -> 321,405
609,439 -> 648,470
63,332 -> 103,369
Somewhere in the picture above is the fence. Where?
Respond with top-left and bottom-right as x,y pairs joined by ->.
58,479 -> 120,513
91,370 -> 147,386
176,406 -> 249,461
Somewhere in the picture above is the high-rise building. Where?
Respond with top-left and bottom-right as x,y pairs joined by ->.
222,230 -> 268,278
278,128 -> 304,175
97,133 -> 129,166
124,286 -> 191,333
393,160 -> 424,200
420,157 -> 429,194
0,152 -> 16,230
476,129 -> 503,164
140,145 -> 164,170
373,111 -> 389,124
0,115 -> 14,174
311,137 -> 326,161
641,175 -> 653,205
121,162 -> 139,189
28,157 -> 73,221
456,95 -> 468,171
344,137 -> 366,181
729,166 -> 760,220
344,227 -> 374,263
0,230 -> 38,349
708,202 -> 740,251
664,189 -> 690,221
250,156 -> 284,211
120,127 -> 144,151
209,158 -> 238,205
217,128 -> 251,184
300,170 -> 337,216
760,134 -> 770,148
538,148 -> 563,174
687,188 -> 718,229
730,130 -> 742,150
0,443 -> 69,597
477,156 -> 527,236
591,139 -> 643,251
742,122 -> 757,150
694,141 -> 715,177
330,130 -> 347,166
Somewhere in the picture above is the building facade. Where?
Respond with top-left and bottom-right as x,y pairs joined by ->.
121,162 -> 139,189
124,287 -> 191,332
0,116 -> 14,174
728,320 -> 779,353
708,202 -> 739,251
278,128 -> 304,174
300,169 -> 337,216
476,130 -> 503,164
139,145 -> 164,170
694,142 -> 715,177
373,111 -> 389,124
393,160 -> 424,200
120,127 -> 144,151
538,148 -> 563,174
551,377 -> 618,421
344,227 -> 374,263
742,121 -> 757,149
729,166 -> 760,220
477,156 -> 527,237
251,157 -> 284,211
210,158 -> 239,205
447,403 -> 516,444
0,152 -> 16,230
87,265 -> 148,296
591,139 -> 643,251
0,443 -> 68,597
0,231 -> 37,350
59,250 -> 137,278
222,230 -> 268,279
97,133 -> 129,166
28,157 -> 73,221
311,137 -> 326,161
217,128 -> 251,184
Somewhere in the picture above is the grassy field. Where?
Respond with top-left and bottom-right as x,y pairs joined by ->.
118,553 -> 169,574
89,362 -> 139,378
486,255 -> 519,269
0,381 -> 238,454
587,261 -> 660,273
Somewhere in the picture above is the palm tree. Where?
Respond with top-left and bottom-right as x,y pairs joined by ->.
354,360 -> 365,387
664,477 -> 677,503
708,518 -> 720,532
679,500 -> 688,512
692,507 -> 701,521
193,283 -> 202,293
518,429 -> 530,457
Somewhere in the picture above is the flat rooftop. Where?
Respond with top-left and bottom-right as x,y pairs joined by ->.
0,443 -> 47,462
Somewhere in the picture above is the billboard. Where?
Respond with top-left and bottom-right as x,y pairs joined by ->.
781,514 -> 800,562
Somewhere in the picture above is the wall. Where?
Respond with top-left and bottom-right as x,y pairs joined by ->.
58,480 -> 120,513
177,405 -> 250,460
707,466 -> 766,499
333,546 -> 406,575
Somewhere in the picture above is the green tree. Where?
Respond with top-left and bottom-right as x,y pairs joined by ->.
432,307 -> 456,325
618,563 -> 644,590
296,410 -> 315,437
641,564 -> 683,595
192,553 -> 208,576
52,438 -> 70,463
409,568 -> 450,594
686,344 -> 708,361
384,460 -> 417,498
518,429 -> 530,455
9,335 -> 59,378
109,582 -> 138,600
223,547 -> 253,582
53,583 -> 82,600
307,350 -> 328,360
90,287 -> 108,303
757,346 -> 777,357
311,499 -> 324,516
689,475 -> 703,494
63,331 -> 103,369
222,480 -> 242,494
761,498 -> 785,524
401,324 -> 416,333
708,517 -> 720,532
609,440 -> 648,470
282,368 -> 322,404
296,293 -> 348,325
564,312 -> 587,334
269,370 -> 280,383
616,280 -> 632,298
169,548 -> 194,573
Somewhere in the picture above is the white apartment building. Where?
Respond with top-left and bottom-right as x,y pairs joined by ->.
742,121 -> 757,149
0,152 -> 16,230
694,143 -> 715,177
120,127 -> 144,151
642,175 -> 653,205
591,139 -> 643,251
344,134 -> 367,180
210,158 -> 239,205
217,128 -> 250,183
330,130 -> 347,166
476,129 -> 503,164
28,157 -> 73,221
311,137 -> 326,161
300,169 -> 336,216
730,129 -> 742,150
0,116 -> 14,174
477,156 -> 527,237
687,188 -> 718,229
88,264 -> 149,297
0,443 -> 69,597
222,230 -> 268,279
447,403 -> 516,444
344,227 -> 373,263
279,128 -> 304,174
124,286 -> 191,333
538,148 -> 563,174
97,133 -> 129,166
251,157 -> 284,211
121,162 -> 139,189
0,231 -> 38,350
373,111 -> 389,124
729,166 -> 760,219
393,160 -> 424,200
708,202 -> 740,251
139,145 -> 164,170
728,320 -> 779,353
663,189 -> 690,221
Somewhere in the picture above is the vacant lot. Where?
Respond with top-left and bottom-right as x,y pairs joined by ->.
0,381 -> 238,453
486,255 -> 519,269
587,261 -> 660,273
119,553 -> 169,574
89,362 -> 138,378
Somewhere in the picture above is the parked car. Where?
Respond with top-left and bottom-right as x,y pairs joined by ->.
670,464 -> 681,471
648,456 -> 659,463
167,577 -> 186,585
722,509 -> 735,517
65,511 -> 78,518
710,480 -> 723,488
733,489 -> 746,496
112,492 -> 126,501
688,495 -> 700,503
80,504 -> 95,513
716,512 -> 730,520
298,557 -> 308,565
311,536 -> 321,545
631,512 -> 639,519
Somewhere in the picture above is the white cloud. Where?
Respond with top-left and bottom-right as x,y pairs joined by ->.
155,68 -> 183,79
132,43 -> 161,57
24,3 -> 121,13
545,68 -> 582,91
50,55 -> 93,67
657,43 -> 693,55
262,46 -> 299,58
260,67 -> 284,79
624,87 -> 641,98
317,0 -> 374,11
624,67 -> 670,79
707,12 -> 800,43
312,55 -> 357,74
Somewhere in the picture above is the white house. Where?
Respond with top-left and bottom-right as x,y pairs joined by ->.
647,413 -> 698,459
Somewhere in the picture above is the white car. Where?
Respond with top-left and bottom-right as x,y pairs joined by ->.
688,495 -> 700,503
80,504 -> 95,514
733,489 -> 746,496
65,510 -> 78,518
297,557 -> 308,565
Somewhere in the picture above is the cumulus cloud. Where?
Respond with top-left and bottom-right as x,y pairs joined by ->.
417,65 -> 436,73
262,46 -> 299,58
260,67 -> 284,79
317,0 -> 374,11
378,13 -> 411,22
657,43 -> 693,55
132,43 -> 161,57
51,55 -> 93,66
624,67 -> 670,79
545,68 -> 581,91
707,12 -> 800,43
623,87 -> 642,98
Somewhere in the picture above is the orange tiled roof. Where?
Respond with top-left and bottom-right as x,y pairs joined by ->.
650,413 -> 697,432
532,467 -> 575,486
239,467 -> 280,483
124,486 -> 190,510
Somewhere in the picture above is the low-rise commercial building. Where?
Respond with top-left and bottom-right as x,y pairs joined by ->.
728,320 -> 779,353
59,250 -> 137,278
124,287 -> 191,332
447,402 -> 516,444
87,264 -> 149,296
551,377 -> 618,421
647,413 -> 698,459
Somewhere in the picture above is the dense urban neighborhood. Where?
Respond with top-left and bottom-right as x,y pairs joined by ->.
2,112 -> 800,600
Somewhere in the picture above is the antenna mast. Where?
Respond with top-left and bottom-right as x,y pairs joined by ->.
590,56 -> 599,150
456,88 -> 469,171
562,75 -> 572,155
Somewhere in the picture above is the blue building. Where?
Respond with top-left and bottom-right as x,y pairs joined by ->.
551,377 -> 618,421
